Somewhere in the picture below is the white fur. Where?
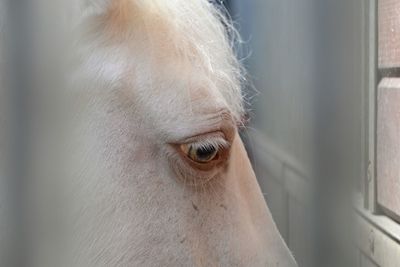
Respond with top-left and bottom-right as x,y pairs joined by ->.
38,1 -> 300,266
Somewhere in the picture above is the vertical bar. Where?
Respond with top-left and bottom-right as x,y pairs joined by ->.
5,0 -> 33,265
360,0 -> 368,200
366,0 -> 378,213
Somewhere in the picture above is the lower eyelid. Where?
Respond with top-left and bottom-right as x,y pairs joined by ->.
168,154 -> 223,186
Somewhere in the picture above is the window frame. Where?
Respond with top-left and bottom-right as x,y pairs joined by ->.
363,0 -> 378,214
364,0 -> 400,222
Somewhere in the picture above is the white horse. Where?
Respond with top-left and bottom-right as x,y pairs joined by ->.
32,0 -> 298,266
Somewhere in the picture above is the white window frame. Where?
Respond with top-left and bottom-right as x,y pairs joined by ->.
354,5 -> 400,266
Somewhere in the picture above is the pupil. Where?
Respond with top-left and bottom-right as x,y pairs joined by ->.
196,145 -> 216,159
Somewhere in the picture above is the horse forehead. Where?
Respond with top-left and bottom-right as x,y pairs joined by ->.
81,4 -> 236,120
128,60 -> 227,112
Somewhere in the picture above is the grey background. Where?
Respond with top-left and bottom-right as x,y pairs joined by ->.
228,1 -> 365,266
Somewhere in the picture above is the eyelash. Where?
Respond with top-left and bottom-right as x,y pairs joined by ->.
167,134 -> 231,185
187,137 -> 229,153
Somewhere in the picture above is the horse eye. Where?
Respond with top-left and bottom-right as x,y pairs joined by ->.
180,143 -> 219,163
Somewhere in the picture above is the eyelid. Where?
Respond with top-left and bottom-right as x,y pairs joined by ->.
175,131 -> 230,147
170,130 -> 232,170
165,109 -> 237,144
167,129 -> 235,186
181,135 -> 229,164
184,135 -> 230,150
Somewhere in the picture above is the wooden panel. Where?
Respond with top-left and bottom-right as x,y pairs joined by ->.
379,0 -> 400,68
255,147 -> 284,183
361,254 -> 379,267
288,197 -> 312,267
377,78 -> 400,218
356,214 -> 400,267
263,177 -> 288,241
284,167 -> 311,204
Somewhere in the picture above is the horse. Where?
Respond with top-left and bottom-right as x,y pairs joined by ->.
27,0 -> 298,266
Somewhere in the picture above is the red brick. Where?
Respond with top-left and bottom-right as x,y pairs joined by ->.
377,78 -> 400,217
379,0 -> 400,68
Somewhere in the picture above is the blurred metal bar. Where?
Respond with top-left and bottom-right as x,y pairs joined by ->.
4,0 -> 34,266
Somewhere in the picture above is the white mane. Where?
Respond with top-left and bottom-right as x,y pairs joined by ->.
73,0 -> 245,121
